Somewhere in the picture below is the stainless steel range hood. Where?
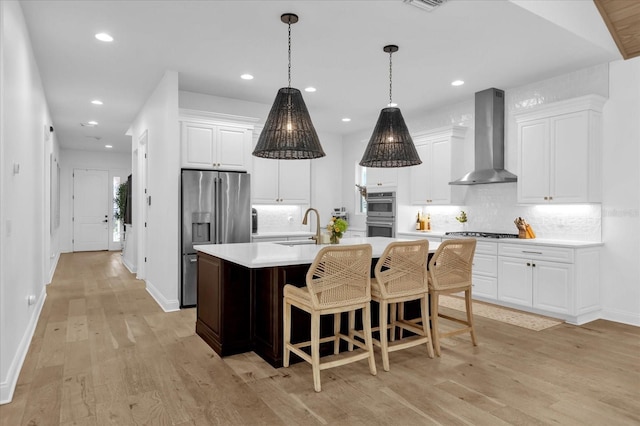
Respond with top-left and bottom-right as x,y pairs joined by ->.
449,88 -> 517,185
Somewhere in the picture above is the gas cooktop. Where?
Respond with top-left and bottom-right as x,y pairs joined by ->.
445,231 -> 519,239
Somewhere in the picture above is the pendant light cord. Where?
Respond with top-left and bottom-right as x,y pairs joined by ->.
389,49 -> 393,106
288,20 -> 292,88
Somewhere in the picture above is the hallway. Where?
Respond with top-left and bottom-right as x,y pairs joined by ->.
1,252 -> 638,425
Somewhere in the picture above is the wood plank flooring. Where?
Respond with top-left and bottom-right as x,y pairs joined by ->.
1,251 -> 638,425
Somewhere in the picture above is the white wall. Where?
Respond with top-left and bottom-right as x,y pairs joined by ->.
58,148 -> 131,252
0,0 -> 60,403
601,57 -> 640,325
129,71 -> 180,312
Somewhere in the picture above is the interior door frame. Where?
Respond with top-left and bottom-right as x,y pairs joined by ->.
137,130 -> 148,280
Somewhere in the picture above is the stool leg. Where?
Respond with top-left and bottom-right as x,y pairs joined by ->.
389,302 -> 397,342
334,313 -> 341,355
362,304 -> 377,376
421,294 -> 434,358
465,289 -> 478,346
431,292 -> 441,357
398,301 -> 405,339
311,311 -> 321,392
380,300 -> 390,371
283,298 -> 291,367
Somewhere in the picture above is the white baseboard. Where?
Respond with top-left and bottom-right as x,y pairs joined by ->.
0,287 -> 47,404
601,308 -> 640,327
145,279 -> 180,312
48,251 -> 60,284
121,254 -> 137,274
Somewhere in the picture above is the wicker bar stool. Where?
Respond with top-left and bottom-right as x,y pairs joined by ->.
283,244 -> 377,392
353,240 -> 434,371
428,238 -> 477,356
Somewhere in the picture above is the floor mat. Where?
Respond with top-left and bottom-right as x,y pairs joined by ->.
439,295 -> 564,331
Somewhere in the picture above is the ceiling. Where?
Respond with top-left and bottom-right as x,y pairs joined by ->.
19,0 -> 623,153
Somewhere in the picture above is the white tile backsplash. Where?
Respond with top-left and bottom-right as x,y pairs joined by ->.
252,205 -> 309,233
402,183 -> 601,242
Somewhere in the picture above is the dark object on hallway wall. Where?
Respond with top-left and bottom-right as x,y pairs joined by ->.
124,174 -> 132,225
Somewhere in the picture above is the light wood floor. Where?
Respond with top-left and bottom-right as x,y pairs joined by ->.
1,251 -> 639,425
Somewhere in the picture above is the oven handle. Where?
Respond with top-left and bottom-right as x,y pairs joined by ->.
366,198 -> 394,204
366,220 -> 395,227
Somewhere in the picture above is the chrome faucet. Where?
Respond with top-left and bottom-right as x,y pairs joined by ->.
302,207 -> 321,244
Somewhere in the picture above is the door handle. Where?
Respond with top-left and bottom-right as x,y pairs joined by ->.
189,258 -> 197,263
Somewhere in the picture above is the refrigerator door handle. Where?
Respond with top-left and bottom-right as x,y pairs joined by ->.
215,176 -> 221,244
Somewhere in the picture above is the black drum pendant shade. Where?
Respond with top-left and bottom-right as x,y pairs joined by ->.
252,13 -> 325,160
360,45 -> 421,168
359,107 -> 421,167
253,87 -> 325,159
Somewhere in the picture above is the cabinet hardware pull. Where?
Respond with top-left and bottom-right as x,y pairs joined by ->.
190,258 -> 197,263
527,262 -> 531,266
532,263 -> 536,267
544,196 -> 548,200
522,250 -> 542,255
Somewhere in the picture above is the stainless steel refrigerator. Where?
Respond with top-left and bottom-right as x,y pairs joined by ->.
181,169 -> 251,307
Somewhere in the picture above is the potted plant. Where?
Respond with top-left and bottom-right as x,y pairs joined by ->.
114,182 -> 128,247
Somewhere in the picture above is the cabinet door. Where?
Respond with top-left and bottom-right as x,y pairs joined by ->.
429,138 -> 452,204
550,112 -> 589,203
366,167 -> 398,188
216,126 -> 249,171
517,119 -> 550,203
182,122 -> 215,169
279,160 -> 310,204
472,275 -> 497,299
410,143 -> 430,204
498,257 -> 533,306
533,260 -> 572,314
252,157 -> 280,203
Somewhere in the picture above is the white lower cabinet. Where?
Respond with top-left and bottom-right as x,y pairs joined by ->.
470,241 -> 498,300
497,242 -> 600,324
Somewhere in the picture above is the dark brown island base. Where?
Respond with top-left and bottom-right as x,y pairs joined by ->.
194,237 -> 439,367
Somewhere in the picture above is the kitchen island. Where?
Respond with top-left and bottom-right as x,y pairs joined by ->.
194,237 -> 439,367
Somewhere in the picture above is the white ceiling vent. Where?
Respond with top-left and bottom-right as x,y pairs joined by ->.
403,0 -> 448,12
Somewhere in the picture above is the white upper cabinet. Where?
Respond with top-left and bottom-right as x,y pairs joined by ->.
252,157 -> 310,204
516,95 -> 606,204
366,167 -> 398,189
410,125 -> 466,205
250,125 -> 311,205
180,109 -> 257,171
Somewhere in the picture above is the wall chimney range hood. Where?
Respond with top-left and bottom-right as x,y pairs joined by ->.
449,88 -> 517,185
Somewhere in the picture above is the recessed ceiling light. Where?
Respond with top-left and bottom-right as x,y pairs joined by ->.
451,80 -> 465,86
341,118 -> 351,122
304,87 -> 317,92
95,33 -> 114,42
105,145 -> 113,149
387,102 -> 398,107
91,100 -> 103,105
240,74 -> 254,80
88,121 -> 98,125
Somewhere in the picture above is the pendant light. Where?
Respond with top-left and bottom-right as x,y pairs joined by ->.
359,45 -> 421,168
253,13 -> 325,160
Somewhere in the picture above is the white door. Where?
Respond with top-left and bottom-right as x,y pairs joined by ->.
73,169 -> 109,251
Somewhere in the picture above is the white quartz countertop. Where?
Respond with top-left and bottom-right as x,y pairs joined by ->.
251,231 -> 315,239
195,237 -> 440,269
398,231 -> 602,248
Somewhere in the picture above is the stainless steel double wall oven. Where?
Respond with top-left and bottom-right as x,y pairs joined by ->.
366,191 -> 396,238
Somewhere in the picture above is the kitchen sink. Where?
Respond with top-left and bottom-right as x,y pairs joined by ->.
274,239 -> 316,246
